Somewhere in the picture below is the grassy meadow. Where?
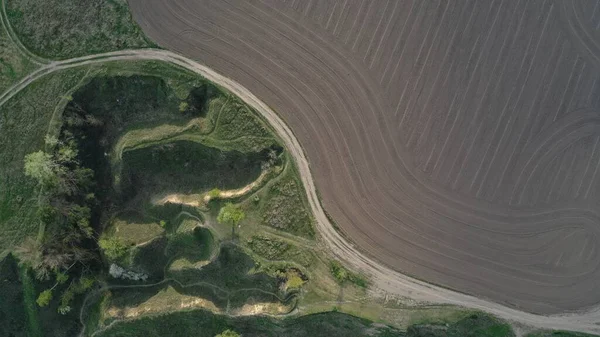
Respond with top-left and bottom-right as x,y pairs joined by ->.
5,0 -> 154,59
0,6 -> 36,93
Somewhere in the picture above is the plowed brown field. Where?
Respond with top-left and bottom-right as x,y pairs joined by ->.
128,0 -> 600,314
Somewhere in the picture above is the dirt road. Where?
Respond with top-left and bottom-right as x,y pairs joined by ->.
2,48 -> 600,333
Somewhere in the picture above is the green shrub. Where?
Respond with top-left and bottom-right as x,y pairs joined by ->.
330,260 -> 368,288
179,102 -> 189,112
209,188 -> 221,198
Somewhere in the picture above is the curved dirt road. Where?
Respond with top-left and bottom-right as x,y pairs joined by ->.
2,48 -> 600,333
126,0 -> 600,316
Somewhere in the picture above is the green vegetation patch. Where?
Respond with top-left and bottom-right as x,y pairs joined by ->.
18,266 -> 89,337
128,236 -> 169,281
92,60 -> 215,99
5,0 -> 154,59
244,162 -> 315,238
206,97 -> 276,153
94,309 -> 401,337
66,74 -> 206,141
103,244 -> 289,315
107,211 -> 164,245
330,260 -> 369,288
19,265 -> 42,337
168,244 -> 280,302
247,235 -> 313,267
166,226 -> 215,269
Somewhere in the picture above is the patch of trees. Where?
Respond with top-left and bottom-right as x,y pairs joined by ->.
17,133 -> 98,314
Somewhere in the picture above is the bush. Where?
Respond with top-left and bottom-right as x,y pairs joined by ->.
209,188 -> 221,198
179,102 -> 189,112
330,260 -> 368,288
286,275 -> 305,289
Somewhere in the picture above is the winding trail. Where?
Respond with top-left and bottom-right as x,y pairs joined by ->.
2,49 -> 600,334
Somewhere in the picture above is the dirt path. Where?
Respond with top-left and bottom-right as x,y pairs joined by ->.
2,49 -> 600,334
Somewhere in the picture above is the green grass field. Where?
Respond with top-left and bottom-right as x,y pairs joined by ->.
5,0 -> 154,59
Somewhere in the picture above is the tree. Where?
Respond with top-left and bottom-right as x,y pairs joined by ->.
36,289 -> 53,307
55,271 -> 69,284
217,203 -> 245,238
23,133 -> 99,314
24,151 -> 59,187
15,238 -> 43,271
16,237 -> 74,281
217,203 -> 245,226
215,330 -> 240,337
99,237 -> 129,261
